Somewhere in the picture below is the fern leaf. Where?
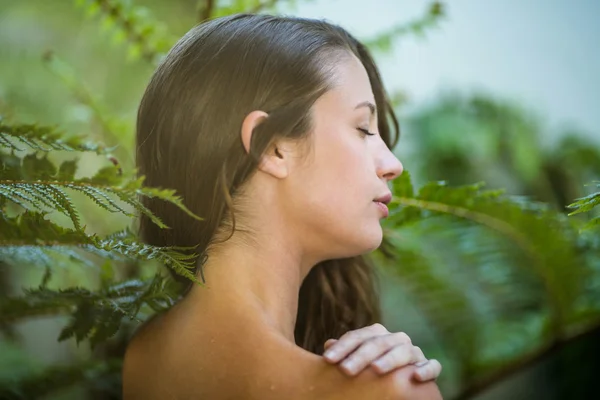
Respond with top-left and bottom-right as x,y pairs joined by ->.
0,212 -> 200,284
0,274 -> 178,346
65,183 -> 132,215
567,183 -> 600,231
0,120 -> 114,154
384,173 -> 589,341
89,235 -> 200,283
1,172 -> 201,234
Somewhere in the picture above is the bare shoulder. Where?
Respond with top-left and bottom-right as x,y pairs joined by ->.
122,310 -> 442,400
122,312 -> 173,399
255,333 -> 443,400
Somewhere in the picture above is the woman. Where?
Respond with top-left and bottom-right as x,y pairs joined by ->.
124,13 -> 442,399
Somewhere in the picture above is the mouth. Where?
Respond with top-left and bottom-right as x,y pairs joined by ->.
373,193 -> 392,218
373,201 -> 389,218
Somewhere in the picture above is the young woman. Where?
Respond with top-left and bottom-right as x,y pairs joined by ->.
124,13 -> 443,399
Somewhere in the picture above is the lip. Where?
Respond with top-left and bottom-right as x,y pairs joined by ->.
373,201 -> 389,218
374,193 -> 392,205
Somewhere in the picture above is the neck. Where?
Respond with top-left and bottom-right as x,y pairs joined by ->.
186,229 -> 317,343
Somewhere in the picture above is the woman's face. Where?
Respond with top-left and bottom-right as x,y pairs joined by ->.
281,54 -> 403,260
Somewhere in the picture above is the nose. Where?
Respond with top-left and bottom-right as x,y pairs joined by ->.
376,149 -> 403,182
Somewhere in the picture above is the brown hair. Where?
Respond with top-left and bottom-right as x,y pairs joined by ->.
136,13 -> 400,355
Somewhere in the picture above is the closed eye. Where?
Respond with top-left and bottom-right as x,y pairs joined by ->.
357,128 -> 376,136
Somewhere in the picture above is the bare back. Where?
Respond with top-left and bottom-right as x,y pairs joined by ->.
122,300 -> 442,400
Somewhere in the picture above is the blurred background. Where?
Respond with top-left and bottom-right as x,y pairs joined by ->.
1,0 -> 599,399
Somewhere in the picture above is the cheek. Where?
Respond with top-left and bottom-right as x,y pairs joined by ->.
310,138 -> 379,224
287,146 -> 383,257
311,133 -> 373,202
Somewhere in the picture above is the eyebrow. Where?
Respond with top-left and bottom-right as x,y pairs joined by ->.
355,101 -> 376,116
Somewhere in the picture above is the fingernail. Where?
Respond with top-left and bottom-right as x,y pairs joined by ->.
373,359 -> 389,372
341,359 -> 357,374
323,350 -> 338,360
415,369 -> 428,381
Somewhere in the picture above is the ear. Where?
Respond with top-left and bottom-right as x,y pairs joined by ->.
241,110 -> 289,179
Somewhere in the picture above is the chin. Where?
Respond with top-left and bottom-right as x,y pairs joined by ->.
356,226 -> 384,254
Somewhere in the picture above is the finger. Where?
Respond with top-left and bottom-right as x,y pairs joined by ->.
371,344 -> 424,375
338,334 -> 397,375
324,339 -> 337,351
337,332 -> 412,375
413,359 -> 442,382
323,324 -> 394,363
411,345 -> 427,364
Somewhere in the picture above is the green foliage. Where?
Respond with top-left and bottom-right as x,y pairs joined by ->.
1,0 -> 598,399
567,182 -> 600,231
0,120 -> 114,155
1,123 -> 202,232
375,171 -> 600,390
75,0 -> 176,63
0,119 -> 205,357
1,273 -> 178,346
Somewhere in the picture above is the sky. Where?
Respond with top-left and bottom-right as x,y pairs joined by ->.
285,0 -> 600,143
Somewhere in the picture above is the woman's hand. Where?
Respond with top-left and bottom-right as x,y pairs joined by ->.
322,323 -> 442,382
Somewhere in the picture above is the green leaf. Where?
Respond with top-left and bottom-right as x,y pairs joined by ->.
57,159 -> 78,181
0,212 -> 201,284
0,120 -> 114,154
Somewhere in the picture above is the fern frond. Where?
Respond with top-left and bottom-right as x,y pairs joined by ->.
384,171 -> 588,339
1,161 -> 202,232
0,211 -> 87,244
0,274 -> 178,347
0,212 -> 200,283
65,183 -> 132,215
567,182 -> 600,231
89,235 -> 199,283
0,120 -> 114,154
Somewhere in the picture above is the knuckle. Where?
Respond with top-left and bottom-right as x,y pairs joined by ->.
341,330 -> 358,340
387,346 -> 408,366
357,340 -> 377,354
413,345 -> 425,360
370,323 -> 387,333
394,331 -> 412,344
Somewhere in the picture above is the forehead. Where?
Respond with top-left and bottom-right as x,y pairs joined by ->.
315,55 -> 375,114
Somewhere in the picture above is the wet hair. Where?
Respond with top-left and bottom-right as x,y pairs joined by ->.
136,13 -> 400,355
